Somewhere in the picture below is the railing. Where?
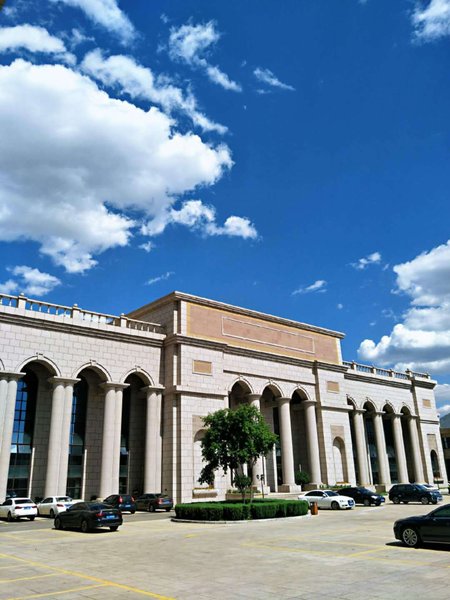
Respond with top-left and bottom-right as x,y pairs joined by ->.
343,360 -> 430,380
0,293 -> 165,335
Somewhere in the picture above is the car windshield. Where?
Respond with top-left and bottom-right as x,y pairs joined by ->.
88,503 -> 110,511
416,485 -> 431,491
15,499 -> 33,504
56,497 -> 72,502
326,491 -> 339,496
358,488 -> 372,494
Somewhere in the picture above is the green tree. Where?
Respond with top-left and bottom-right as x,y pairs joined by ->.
198,404 -> 278,501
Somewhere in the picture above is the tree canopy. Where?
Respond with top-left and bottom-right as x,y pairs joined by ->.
198,403 -> 278,486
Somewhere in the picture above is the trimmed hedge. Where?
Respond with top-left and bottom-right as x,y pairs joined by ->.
174,499 -> 309,521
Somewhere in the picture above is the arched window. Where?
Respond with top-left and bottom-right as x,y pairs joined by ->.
332,437 -> 347,483
193,430 -> 207,487
430,450 -> 440,480
8,369 -> 38,496
67,377 -> 88,498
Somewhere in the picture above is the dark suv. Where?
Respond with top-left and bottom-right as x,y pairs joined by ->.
339,487 -> 385,506
389,484 -> 442,505
103,494 -> 136,513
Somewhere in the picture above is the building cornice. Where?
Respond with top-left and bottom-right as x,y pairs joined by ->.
344,370 -> 411,389
0,312 -> 165,349
128,291 -> 345,339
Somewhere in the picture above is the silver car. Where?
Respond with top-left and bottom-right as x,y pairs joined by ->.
37,496 -> 73,518
298,489 -> 355,510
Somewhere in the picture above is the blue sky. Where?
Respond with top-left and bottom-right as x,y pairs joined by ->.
1,0 -> 450,412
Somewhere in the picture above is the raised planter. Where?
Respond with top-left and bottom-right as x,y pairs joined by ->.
192,488 -> 218,498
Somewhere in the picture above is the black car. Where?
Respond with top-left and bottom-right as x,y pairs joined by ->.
103,494 -> 136,513
394,503 -> 450,547
339,487 -> 385,506
135,493 -> 173,512
389,483 -> 442,505
54,502 -> 122,533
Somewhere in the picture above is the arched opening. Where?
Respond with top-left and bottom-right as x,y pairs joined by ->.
193,429 -> 207,488
400,407 -> 414,482
290,389 -> 310,485
228,381 -> 252,410
430,450 -> 440,480
363,402 -> 378,485
7,368 -> 38,497
382,405 -> 397,483
260,386 -> 280,491
67,377 -> 88,499
332,437 -> 348,483
122,374 -> 148,496
347,398 -> 359,483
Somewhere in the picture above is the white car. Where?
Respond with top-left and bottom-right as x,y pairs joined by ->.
298,489 -> 355,510
37,496 -> 74,517
0,497 -> 38,521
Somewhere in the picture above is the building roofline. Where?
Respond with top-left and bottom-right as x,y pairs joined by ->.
127,291 -> 346,339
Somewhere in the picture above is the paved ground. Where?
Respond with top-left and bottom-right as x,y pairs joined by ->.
0,502 -> 449,599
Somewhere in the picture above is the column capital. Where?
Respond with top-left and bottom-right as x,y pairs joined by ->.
0,371 -> 25,382
100,382 -> 129,391
141,384 -> 164,394
353,408 -> 366,415
277,397 -> 291,404
246,393 -> 261,403
302,399 -> 317,408
48,376 -> 80,387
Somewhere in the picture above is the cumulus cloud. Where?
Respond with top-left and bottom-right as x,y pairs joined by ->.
146,271 -> 174,286
0,59 -> 233,273
142,200 -> 257,240
81,49 -> 227,133
412,0 -> 450,41
0,266 -> 61,297
50,0 -> 135,43
0,25 -> 75,63
435,383 -> 450,413
351,251 -> 382,270
253,67 -> 295,91
358,240 -> 450,374
292,280 -> 327,296
168,21 -> 241,92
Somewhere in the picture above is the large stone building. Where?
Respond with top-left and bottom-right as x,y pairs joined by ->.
0,291 -> 446,503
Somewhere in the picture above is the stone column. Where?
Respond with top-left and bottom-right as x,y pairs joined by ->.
0,373 -> 24,501
247,394 -> 264,486
44,378 -> 66,497
99,384 -> 118,498
373,412 -> 390,487
111,385 -> 127,494
304,400 -> 322,486
408,416 -> 425,482
353,409 -> 370,485
56,379 -> 79,496
392,413 -> 409,483
144,387 -> 163,493
278,397 -> 296,490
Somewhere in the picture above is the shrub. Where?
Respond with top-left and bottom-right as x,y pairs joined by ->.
295,471 -> 311,486
174,499 -> 309,521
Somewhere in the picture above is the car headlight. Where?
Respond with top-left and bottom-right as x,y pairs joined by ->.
371,495 -> 378,499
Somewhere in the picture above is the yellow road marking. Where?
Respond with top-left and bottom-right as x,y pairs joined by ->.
6,583 -> 107,600
0,552 -> 174,599
347,547 -> 388,558
0,573 -> 57,583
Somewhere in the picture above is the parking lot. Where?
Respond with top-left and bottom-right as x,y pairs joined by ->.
1,502 -> 449,600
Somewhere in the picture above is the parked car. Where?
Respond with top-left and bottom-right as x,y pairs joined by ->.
0,497 -> 37,521
135,493 -> 173,512
54,501 -> 122,533
103,494 -> 136,513
37,496 -> 73,518
394,503 -> 450,547
389,483 -> 442,505
339,486 -> 385,506
298,490 -> 355,510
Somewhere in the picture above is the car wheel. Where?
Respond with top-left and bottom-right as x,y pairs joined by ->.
81,519 -> 90,533
420,496 -> 429,505
401,526 -> 420,548
28,516 -> 35,521
403,501 -> 409,504
376,500 -> 382,506
392,496 -> 400,504
110,525 -> 119,531
6,512 -> 13,522
331,501 -> 339,510
49,509 -> 55,519
363,498 -> 371,507
432,499 -> 438,505
150,505 -> 156,513
165,508 -> 171,512
146,505 -> 152,512
130,510 -> 135,514
54,517 -> 63,530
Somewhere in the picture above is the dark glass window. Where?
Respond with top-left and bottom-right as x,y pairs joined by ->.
67,377 -> 88,498
8,369 -> 38,496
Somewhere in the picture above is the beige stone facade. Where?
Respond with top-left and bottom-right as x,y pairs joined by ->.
0,291 -> 446,503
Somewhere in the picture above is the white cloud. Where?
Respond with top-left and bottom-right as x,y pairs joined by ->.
139,241 -> 155,253
358,240 -> 450,375
0,59 -> 233,273
337,303 -> 344,310
168,21 -> 241,92
142,200 -> 257,240
0,25 -> 75,63
292,280 -> 327,296
81,49 -> 227,134
412,0 -> 450,41
352,251 -> 382,270
146,271 -> 174,285
435,383 -> 450,409
253,67 -> 295,91
0,266 -> 61,297
51,0 -> 135,43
